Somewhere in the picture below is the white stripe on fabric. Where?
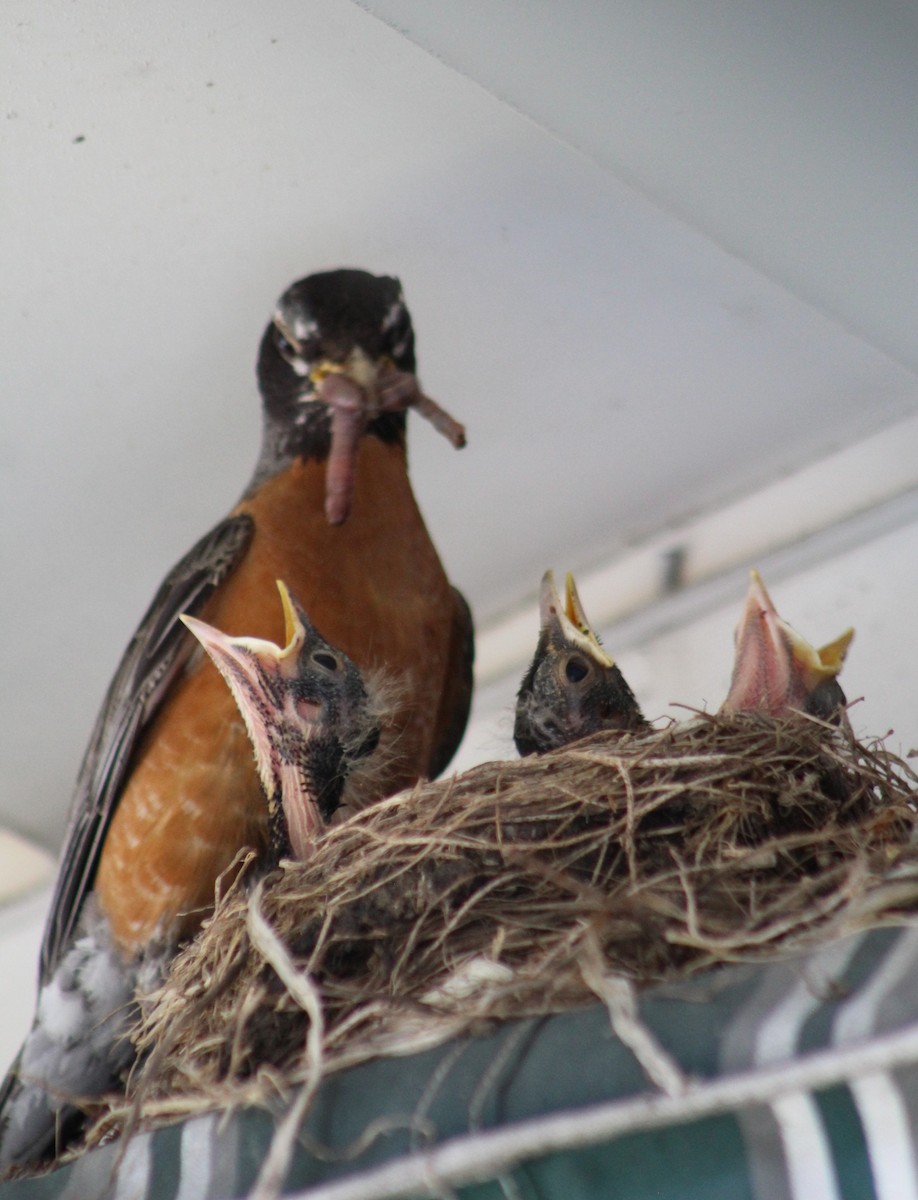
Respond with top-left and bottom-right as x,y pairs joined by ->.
851,1072 -> 918,1200
721,935 -> 865,1073
830,930 -> 918,1200
770,1093 -> 840,1200
285,1020 -> 918,1200
754,938 -> 865,1067
834,926 -> 918,1045
719,938 -> 865,1200
175,1113 -> 217,1200
112,1130 -> 152,1200
744,941 -> 862,1199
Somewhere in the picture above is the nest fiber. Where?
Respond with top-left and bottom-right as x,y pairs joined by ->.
105,712 -> 917,1135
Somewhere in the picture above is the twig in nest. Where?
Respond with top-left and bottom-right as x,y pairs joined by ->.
88,712 -> 918,1144
248,880 -> 324,1200
579,930 -> 686,1098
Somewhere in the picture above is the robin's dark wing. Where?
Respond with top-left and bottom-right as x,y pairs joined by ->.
427,587 -> 474,780
39,515 -> 254,984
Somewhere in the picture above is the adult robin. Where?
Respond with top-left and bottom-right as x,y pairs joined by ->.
514,570 -> 649,755
181,580 -> 383,862
0,269 -> 474,1169
720,569 -> 852,719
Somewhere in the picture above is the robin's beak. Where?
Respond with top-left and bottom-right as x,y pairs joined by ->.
308,348 -> 382,398
539,570 -> 615,668
283,340 -> 464,528
721,569 -> 853,716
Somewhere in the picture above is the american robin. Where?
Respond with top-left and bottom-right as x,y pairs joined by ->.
0,269 -> 474,1169
181,580 -> 382,862
514,570 -> 649,755
720,569 -> 853,719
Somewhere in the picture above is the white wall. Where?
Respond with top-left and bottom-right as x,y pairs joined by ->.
456,497 -> 918,772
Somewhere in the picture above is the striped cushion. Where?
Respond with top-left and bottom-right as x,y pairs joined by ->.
4,925 -> 916,1199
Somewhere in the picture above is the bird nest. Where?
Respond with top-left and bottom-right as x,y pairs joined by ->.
96,711 -> 918,1141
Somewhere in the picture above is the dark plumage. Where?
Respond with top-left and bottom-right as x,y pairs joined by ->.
514,571 -> 649,756
0,269 -> 473,1171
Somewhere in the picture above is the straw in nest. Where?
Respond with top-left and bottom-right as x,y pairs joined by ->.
94,710 -> 917,1142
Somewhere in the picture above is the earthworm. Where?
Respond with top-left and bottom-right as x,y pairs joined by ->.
317,367 -> 467,525
377,367 -> 467,448
317,372 -> 368,525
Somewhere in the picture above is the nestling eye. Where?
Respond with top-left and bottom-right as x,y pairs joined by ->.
312,651 -> 339,672
564,655 -> 590,684
274,328 -> 295,357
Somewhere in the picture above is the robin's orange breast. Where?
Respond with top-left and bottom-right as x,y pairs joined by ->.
94,437 -> 459,955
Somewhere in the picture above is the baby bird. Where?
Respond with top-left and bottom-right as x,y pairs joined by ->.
721,569 -> 853,720
514,570 -> 649,755
182,580 -> 381,861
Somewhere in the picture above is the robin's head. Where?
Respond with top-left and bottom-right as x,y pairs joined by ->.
720,569 -> 853,721
514,570 -> 649,756
182,581 -> 380,860
257,269 -> 415,419
251,268 -> 466,523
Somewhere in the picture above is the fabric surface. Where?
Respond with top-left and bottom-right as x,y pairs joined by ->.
3,924 -> 918,1199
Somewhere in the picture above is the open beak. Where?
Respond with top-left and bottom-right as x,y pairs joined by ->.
539,570 -> 614,668
180,581 -> 318,809
721,569 -> 853,716
181,580 -> 306,695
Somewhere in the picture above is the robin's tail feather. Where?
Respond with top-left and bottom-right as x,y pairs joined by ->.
0,904 -> 138,1172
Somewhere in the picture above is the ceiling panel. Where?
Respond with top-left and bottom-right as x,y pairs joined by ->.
2,0 -> 916,846
360,0 -> 918,372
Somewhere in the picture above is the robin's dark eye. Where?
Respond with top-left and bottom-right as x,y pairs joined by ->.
312,651 -> 338,672
565,656 -> 589,684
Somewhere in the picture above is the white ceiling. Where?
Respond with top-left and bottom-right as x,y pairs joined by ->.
3,0 -> 918,849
